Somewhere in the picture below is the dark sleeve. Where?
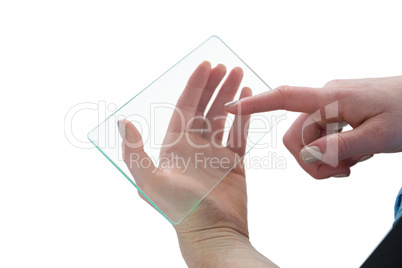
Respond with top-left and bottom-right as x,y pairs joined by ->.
361,188 -> 402,268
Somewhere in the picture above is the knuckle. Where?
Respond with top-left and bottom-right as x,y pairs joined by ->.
312,165 -> 330,180
275,85 -> 292,97
336,134 -> 352,158
276,85 -> 292,91
310,170 -> 324,180
324,81 -> 356,102
275,85 -> 292,109
282,129 -> 299,154
310,172 -> 320,179
282,131 -> 291,149
324,79 -> 344,87
250,99 -> 258,113
332,87 -> 346,99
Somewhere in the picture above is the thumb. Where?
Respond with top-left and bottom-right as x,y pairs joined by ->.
300,121 -> 385,165
118,120 -> 156,187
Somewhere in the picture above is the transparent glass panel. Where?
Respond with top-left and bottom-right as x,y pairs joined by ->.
88,36 -> 286,224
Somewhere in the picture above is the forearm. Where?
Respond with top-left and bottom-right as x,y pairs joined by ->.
176,227 -> 278,267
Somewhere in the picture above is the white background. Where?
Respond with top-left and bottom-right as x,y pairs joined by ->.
1,1 -> 401,267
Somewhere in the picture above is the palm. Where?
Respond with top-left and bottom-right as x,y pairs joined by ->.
120,62 -> 251,234
159,131 -> 247,227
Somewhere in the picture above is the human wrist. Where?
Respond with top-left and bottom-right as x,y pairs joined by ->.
175,227 -> 277,267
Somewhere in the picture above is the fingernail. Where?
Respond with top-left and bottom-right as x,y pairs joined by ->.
225,100 -> 239,107
216,63 -> 226,71
358,155 -> 373,162
300,146 -> 322,164
117,121 -> 125,138
332,174 -> 349,178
